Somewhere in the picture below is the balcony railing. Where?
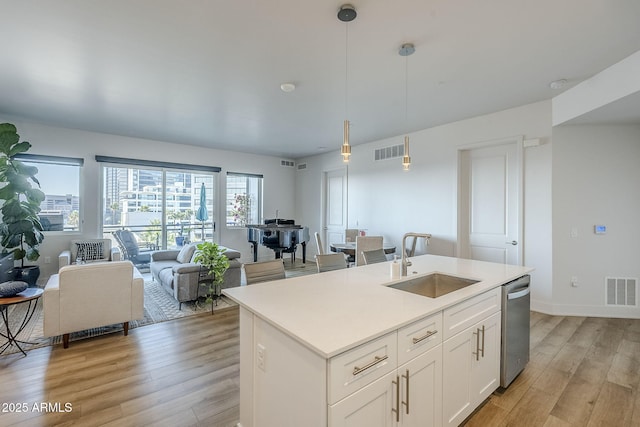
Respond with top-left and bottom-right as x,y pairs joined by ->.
103,222 -> 213,250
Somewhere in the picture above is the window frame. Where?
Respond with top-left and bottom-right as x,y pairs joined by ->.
13,154 -> 84,233
97,156 -> 221,249
226,172 -> 263,228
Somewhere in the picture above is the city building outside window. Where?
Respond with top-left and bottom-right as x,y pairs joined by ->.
98,156 -> 220,249
15,154 -> 83,232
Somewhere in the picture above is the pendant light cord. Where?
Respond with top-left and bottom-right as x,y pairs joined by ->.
345,23 -> 349,120
405,53 -> 409,129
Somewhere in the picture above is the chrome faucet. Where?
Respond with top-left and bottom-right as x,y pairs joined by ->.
401,232 -> 432,276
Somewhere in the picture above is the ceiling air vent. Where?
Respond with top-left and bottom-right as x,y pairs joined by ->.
375,143 -> 405,161
297,163 -> 307,171
280,160 -> 295,168
605,277 -> 637,306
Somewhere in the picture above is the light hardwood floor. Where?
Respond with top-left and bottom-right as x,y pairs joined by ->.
1,309 -> 639,426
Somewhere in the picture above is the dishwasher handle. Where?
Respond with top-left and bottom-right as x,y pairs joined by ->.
507,287 -> 530,300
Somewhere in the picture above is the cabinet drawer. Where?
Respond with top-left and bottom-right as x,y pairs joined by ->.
328,331 -> 397,404
397,312 -> 442,366
443,287 -> 500,340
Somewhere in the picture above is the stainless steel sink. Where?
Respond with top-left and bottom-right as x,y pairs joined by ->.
387,273 -> 479,298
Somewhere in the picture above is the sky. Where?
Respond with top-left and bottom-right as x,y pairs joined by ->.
33,163 -> 79,196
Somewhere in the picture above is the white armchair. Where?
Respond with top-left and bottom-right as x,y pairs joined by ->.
59,238 -> 121,270
43,261 -> 144,348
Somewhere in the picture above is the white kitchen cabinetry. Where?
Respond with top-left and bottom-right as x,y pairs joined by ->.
329,346 -> 442,427
442,288 -> 502,427
238,286 -> 503,427
329,313 -> 443,427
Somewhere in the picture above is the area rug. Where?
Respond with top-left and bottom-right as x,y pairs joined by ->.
0,280 -> 236,355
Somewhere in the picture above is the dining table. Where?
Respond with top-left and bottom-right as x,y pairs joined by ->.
330,242 -> 397,257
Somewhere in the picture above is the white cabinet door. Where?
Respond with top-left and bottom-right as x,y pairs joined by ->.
470,312 -> 501,404
400,345 -> 442,427
442,311 -> 501,427
329,371 -> 396,427
442,324 -> 474,426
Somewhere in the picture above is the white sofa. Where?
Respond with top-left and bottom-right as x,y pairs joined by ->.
43,261 -> 144,348
58,238 -> 121,270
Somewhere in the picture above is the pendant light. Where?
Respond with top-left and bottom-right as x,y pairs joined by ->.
338,5 -> 356,163
399,43 -> 415,171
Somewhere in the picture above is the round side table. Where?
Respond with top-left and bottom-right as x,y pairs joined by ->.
0,288 -> 44,356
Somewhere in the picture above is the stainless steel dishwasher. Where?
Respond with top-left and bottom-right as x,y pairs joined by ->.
500,274 -> 530,388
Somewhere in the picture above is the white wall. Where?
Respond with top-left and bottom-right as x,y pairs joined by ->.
2,117 -> 297,281
295,100 -> 553,310
551,124 -> 640,317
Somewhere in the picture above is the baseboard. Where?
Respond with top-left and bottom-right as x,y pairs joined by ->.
531,299 -> 639,318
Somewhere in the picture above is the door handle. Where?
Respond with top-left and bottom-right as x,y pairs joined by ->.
506,240 -> 518,245
402,369 -> 409,414
507,287 -> 530,300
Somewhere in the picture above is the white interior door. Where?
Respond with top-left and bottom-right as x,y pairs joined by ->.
323,168 -> 348,251
458,139 -> 522,264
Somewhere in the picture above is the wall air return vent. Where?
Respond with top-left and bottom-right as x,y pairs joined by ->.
375,143 -> 405,161
297,163 -> 307,171
280,160 -> 295,168
605,277 -> 637,306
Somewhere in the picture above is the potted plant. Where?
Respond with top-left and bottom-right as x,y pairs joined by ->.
0,123 -> 45,286
192,241 -> 229,311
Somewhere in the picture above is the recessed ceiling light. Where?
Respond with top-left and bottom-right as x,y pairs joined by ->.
280,83 -> 296,93
549,79 -> 567,90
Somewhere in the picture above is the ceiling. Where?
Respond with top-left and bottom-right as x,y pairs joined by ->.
1,1 -> 640,159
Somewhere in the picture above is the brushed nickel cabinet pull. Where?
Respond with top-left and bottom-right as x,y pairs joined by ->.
402,369 -> 410,414
412,329 -> 437,344
480,325 -> 486,358
352,355 -> 388,376
392,375 -> 400,422
473,329 -> 480,361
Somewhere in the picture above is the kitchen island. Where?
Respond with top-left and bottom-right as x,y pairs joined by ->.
224,254 -> 533,427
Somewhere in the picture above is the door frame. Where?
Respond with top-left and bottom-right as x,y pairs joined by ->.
456,136 -> 524,264
321,167 -> 349,252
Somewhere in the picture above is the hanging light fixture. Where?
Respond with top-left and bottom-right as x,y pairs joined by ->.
399,43 -> 415,171
338,5 -> 356,163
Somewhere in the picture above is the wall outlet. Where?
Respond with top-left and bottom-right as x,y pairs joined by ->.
44,256 -> 51,264
257,344 -> 266,372
571,276 -> 579,287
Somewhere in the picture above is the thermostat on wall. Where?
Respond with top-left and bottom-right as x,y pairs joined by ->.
594,225 -> 606,234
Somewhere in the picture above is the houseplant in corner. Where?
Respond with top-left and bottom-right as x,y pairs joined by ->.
0,123 -> 45,286
193,241 -> 229,311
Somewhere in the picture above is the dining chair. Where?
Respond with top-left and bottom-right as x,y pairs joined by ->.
315,253 -> 348,273
355,236 -> 383,267
314,232 -> 325,255
362,248 -> 388,265
243,259 -> 286,285
344,229 -> 359,243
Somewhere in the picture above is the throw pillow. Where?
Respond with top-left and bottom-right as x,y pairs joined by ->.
75,241 -> 104,261
0,281 -> 28,297
176,244 -> 196,264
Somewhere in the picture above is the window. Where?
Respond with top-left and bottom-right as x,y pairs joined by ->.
226,172 -> 263,227
97,156 -> 220,249
14,154 -> 83,232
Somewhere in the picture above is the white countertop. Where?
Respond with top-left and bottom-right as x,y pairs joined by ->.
223,254 -> 533,358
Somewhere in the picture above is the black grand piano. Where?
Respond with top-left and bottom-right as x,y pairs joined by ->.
247,219 -> 310,263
